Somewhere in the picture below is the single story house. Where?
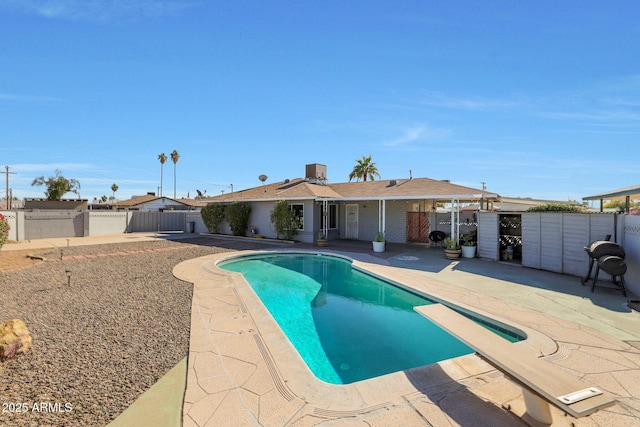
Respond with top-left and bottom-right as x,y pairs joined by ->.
203,164 -> 500,244
101,194 -> 200,211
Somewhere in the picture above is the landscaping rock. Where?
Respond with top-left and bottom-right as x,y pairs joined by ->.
0,318 -> 32,359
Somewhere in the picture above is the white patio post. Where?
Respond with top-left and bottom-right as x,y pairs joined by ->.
450,198 -> 455,239
378,199 -> 386,235
450,198 -> 460,241
322,199 -> 328,236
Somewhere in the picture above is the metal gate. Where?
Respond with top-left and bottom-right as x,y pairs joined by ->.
128,211 -> 186,232
407,211 -> 429,243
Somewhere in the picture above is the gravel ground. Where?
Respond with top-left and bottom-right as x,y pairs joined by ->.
0,237 -> 259,427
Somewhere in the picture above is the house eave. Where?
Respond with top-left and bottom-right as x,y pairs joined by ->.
315,193 -> 500,202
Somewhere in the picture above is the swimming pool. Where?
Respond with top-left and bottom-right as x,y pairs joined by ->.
219,252 -> 522,384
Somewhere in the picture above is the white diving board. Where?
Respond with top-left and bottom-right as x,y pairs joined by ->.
415,304 -> 616,425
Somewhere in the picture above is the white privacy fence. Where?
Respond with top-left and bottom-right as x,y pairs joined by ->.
478,212 -> 639,296
620,215 -> 640,296
2,209 -> 639,296
2,210 -> 207,242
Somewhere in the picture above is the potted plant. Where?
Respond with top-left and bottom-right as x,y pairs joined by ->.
443,235 -> 461,259
372,232 -> 386,253
317,231 -> 327,247
461,233 -> 477,258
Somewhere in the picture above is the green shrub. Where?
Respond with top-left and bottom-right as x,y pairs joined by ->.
0,213 -> 9,249
526,203 -> 585,213
270,200 -> 299,240
225,202 -> 251,236
200,203 -> 226,233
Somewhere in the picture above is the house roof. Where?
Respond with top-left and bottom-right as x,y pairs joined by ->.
203,177 -> 499,204
583,184 -> 640,201
112,195 -> 198,208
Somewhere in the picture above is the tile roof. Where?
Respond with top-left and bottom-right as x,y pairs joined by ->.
203,177 -> 499,203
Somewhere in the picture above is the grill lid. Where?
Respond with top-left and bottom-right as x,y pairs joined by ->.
584,241 -> 625,259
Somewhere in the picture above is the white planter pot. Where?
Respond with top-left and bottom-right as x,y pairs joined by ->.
372,241 -> 386,253
461,245 -> 477,258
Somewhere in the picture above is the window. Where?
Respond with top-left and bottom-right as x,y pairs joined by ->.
290,204 -> 304,230
320,203 -> 338,229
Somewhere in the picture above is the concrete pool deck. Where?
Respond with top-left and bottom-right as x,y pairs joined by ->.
175,241 -> 640,426
5,234 -> 640,425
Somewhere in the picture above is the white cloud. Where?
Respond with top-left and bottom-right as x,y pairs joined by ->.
382,124 -> 448,148
12,162 -> 94,173
420,93 -> 522,111
0,92 -> 63,104
3,0 -> 200,22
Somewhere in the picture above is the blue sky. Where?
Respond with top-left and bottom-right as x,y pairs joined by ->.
1,1 -> 639,205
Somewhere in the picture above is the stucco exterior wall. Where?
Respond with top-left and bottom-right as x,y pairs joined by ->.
88,211 -> 129,236
24,210 -> 85,239
186,212 -> 206,234
384,201 -> 407,243
247,201 -> 277,239
24,199 -> 88,210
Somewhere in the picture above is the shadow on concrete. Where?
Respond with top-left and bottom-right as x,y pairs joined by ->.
404,363 -> 526,426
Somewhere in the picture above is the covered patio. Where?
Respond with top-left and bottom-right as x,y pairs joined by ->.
584,184 -> 640,213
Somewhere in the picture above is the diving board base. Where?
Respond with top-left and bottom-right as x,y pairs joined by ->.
415,303 -> 616,426
503,390 -> 574,427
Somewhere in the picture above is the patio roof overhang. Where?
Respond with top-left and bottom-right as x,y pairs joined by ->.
583,184 -> 640,212
206,194 -> 501,204
314,193 -> 500,202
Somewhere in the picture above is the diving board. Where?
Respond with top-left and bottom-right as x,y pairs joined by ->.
415,304 -> 616,425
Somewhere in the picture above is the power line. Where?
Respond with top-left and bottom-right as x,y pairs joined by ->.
4,166 -> 16,209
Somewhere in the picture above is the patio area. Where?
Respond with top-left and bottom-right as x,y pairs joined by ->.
174,238 -> 640,426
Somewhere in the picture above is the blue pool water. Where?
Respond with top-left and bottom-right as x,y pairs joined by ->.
219,252 -> 521,384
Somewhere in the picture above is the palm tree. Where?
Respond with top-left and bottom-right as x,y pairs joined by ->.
158,153 -> 167,197
170,149 -> 180,198
348,155 -> 381,182
110,183 -> 118,200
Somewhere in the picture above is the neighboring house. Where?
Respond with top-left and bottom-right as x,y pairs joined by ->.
107,194 -> 200,211
203,163 -> 500,244
583,184 -> 640,213
463,197 -> 582,212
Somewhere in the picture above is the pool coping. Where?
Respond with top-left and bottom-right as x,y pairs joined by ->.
217,250 -> 557,400
177,249 -> 617,425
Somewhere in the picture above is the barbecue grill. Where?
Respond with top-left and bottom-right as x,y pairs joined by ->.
429,230 -> 446,247
582,240 -> 627,296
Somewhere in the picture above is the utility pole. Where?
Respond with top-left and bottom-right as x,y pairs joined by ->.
4,166 -> 16,210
